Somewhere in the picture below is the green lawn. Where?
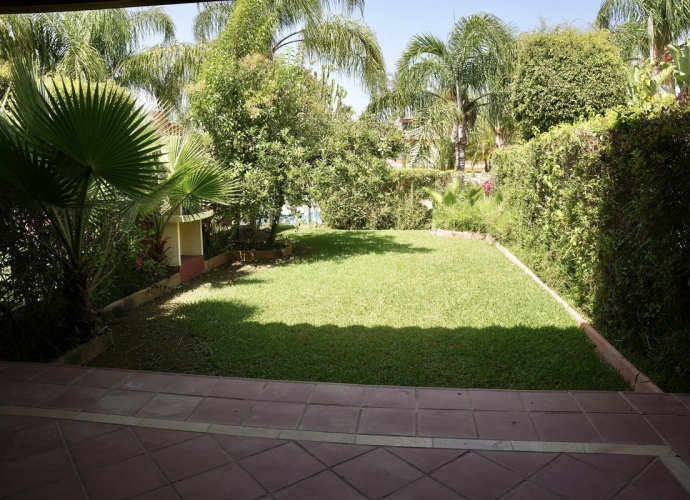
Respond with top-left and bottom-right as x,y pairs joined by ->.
92,230 -> 627,390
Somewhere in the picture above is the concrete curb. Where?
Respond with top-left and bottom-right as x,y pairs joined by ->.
55,245 -> 293,366
432,228 -> 662,394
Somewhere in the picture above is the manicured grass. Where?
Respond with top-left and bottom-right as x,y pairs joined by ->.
92,230 -> 627,390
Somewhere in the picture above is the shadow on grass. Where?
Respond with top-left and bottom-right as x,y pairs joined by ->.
93,298 -> 628,391
285,230 -> 433,263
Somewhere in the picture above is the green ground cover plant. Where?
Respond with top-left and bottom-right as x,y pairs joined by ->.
92,230 -> 626,390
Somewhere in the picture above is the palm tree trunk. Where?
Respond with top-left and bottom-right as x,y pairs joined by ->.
451,121 -> 468,172
454,142 -> 466,172
64,267 -> 101,340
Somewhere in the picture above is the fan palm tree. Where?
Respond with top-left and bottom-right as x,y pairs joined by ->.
137,131 -> 240,261
0,59 -> 166,338
370,13 -> 515,171
596,0 -> 690,64
192,0 -> 385,93
0,8 -> 202,109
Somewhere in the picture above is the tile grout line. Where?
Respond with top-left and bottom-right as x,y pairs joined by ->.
128,423 -> 184,500
610,457 -> 663,499
55,420 -> 91,500
660,455 -> 690,494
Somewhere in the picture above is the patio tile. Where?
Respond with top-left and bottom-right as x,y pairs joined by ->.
13,476 -> 86,500
0,363 -> 49,381
500,481 -> 562,500
571,392 -> 637,414
299,404 -> 360,433
358,407 -> 416,436
478,451 -> 557,477
0,379 -> 18,396
0,421 -> 62,463
530,413 -> 601,442
0,414 -> 46,434
186,397 -> 252,425
588,414 -> 663,444
623,393 -> 689,415
469,390 -> 525,411
131,487 -> 179,500
29,366 -> 92,385
417,409 -> 476,438
274,470 -> 364,500
646,414 -> 690,444
174,463 -> 265,500
36,385 -> 108,411
241,442 -> 326,492
151,435 -> 231,482
520,392 -> 580,412
363,387 -> 415,408
82,454 -> 167,500
385,477 -> 463,500
299,441 -> 373,466
59,420 -> 122,443
474,411 -> 539,441
633,460 -> 690,500
85,389 -> 154,416
418,388 -> 470,410
212,434 -> 283,460
531,455 -> 626,500
135,393 -> 202,420
70,427 -> 144,472
117,372 -> 175,392
0,382 -> 64,407
310,384 -> 364,406
677,394 -> 690,410
568,453 -> 653,482
242,401 -> 305,429
387,447 -> 465,472
134,427 -> 199,451
208,378 -> 265,400
257,382 -> 314,403
433,452 -> 522,500
673,444 -> 690,466
161,375 -> 218,396
72,368 -> 135,388
333,448 -> 423,499
0,446 -> 75,498
616,486 -> 663,500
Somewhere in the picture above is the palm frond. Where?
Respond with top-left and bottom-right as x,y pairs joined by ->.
300,14 -> 386,94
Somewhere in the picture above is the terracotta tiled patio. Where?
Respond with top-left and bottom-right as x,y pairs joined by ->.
0,362 -> 689,499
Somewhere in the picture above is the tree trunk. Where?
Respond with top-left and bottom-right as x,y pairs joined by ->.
267,213 -> 279,248
451,121 -> 468,172
64,267 -> 100,341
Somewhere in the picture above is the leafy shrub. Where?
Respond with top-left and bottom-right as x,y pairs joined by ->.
317,166 -> 453,230
492,104 -> 690,392
512,28 -> 628,139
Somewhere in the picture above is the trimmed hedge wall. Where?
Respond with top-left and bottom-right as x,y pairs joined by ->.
320,167 -> 453,230
492,106 -> 690,392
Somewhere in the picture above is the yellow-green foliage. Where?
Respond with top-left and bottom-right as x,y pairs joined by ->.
512,28 -> 628,139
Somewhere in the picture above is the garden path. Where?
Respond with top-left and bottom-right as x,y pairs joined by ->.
0,362 -> 689,499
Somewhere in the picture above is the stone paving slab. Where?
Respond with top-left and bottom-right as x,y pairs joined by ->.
0,363 -> 689,499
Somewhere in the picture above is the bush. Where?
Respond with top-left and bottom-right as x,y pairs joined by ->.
317,167 -> 453,230
511,28 -> 628,139
492,104 -> 690,392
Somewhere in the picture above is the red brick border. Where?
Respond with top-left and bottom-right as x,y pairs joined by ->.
432,229 -> 662,393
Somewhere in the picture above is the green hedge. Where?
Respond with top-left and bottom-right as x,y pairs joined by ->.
490,106 -> 690,392
319,167 -> 453,230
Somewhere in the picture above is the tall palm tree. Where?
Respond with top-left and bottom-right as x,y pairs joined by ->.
193,0 -> 385,93
370,13 -> 515,171
596,0 -> 690,64
0,8 -> 202,109
0,59 -> 165,338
